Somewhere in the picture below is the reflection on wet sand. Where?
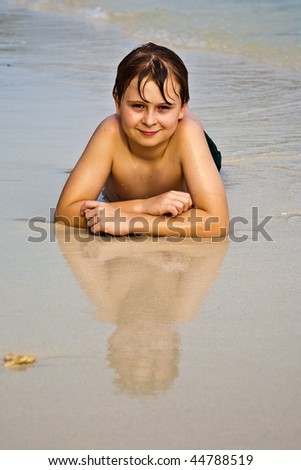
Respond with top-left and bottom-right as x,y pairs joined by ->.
55,226 -> 228,396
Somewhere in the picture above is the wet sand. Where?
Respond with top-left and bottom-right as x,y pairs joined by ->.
1,0 -> 301,450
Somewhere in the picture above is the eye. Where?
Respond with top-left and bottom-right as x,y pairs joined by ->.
158,105 -> 171,111
132,103 -> 144,110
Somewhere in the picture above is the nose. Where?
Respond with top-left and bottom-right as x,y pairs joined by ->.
141,109 -> 157,127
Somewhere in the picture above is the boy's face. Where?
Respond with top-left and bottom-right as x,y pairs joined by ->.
114,75 -> 187,153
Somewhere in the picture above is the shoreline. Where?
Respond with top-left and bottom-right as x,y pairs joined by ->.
11,0 -> 301,73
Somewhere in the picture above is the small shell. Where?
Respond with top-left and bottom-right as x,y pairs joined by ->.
3,353 -> 36,367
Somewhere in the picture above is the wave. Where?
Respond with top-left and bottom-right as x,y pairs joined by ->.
15,0 -> 301,72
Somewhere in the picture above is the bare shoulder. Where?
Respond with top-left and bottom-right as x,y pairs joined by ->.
81,113 -> 125,161
173,109 -> 227,218
177,108 -> 204,136
173,109 -> 210,159
174,108 -> 222,186
92,113 -> 121,141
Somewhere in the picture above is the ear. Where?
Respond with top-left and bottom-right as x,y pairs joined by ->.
178,101 -> 189,120
114,94 -> 121,114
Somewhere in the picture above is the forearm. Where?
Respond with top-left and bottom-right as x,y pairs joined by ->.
54,201 -> 87,228
108,199 -> 146,214
124,208 -> 229,238
81,195 -> 229,238
54,198 -> 145,229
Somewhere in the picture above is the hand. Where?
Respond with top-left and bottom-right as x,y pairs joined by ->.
80,200 -> 130,235
144,190 -> 193,217
80,200 -> 102,217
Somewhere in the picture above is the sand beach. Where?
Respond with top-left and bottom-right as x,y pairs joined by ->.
1,0 -> 301,451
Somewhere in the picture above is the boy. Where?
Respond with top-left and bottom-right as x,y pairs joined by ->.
55,43 -> 229,237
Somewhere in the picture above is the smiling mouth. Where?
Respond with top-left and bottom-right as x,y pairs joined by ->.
138,129 -> 160,136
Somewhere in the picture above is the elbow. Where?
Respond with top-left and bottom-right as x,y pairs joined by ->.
53,205 -> 84,228
209,214 -> 229,239
192,210 -> 229,239
53,207 -> 60,223
53,206 -> 67,225
196,222 -> 228,239
53,212 -> 68,226
209,222 -> 229,239
212,213 -> 229,238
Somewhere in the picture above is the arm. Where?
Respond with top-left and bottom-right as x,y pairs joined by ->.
179,117 -> 229,236
84,204 -> 227,238
81,189 -> 193,218
54,117 -> 116,228
55,113 -> 192,227
84,118 -> 229,238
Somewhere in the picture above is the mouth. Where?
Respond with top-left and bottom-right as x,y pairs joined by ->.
138,129 -> 160,137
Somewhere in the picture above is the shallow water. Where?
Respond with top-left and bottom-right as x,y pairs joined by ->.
15,0 -> 301,72
4,0 -> 301,175
1,0 -> 301,451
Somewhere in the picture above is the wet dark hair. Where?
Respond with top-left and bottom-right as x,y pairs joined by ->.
112,42 -> 190,105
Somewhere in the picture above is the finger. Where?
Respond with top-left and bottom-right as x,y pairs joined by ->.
80,200 -> 99,216
182,197 -> 193,212
180,192 -> 193,207
171,194 -> 193,212
187,194 -> 193,208
87,213 -> 101,228
81,200 -> 97,210
90,223 -> 101,234
168,198 -> 188,214
170,202 -> 184,214
85,206 -> 107,221
81,200 -> 107,215
87,217 -> 95,228
166,204 -> 180,217
84,209 -> 97,220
